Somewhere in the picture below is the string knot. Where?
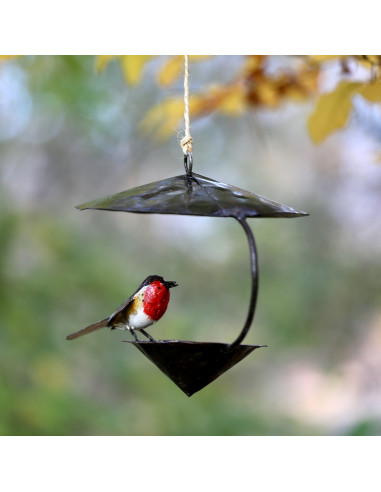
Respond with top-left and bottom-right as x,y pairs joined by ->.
180,135 -> 193,154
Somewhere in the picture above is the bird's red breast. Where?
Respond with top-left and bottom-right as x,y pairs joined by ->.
143,280 -> 170,321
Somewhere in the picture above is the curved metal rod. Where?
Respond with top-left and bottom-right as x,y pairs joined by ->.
227,217 -> 259,350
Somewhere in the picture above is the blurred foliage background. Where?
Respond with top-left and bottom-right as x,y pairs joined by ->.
0,55 -> 381,436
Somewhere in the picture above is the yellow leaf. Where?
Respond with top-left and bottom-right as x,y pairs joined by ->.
140,97 -> 185,140
157,56 -> 183,86
119,55 -> 154,85
242,55 -> 266,72
95,55 -> 116,73
218,88 -> 246,114
158,55 -> 213,86
140,93 -> 207,140
0,55 -> 21,64
256,81 -> 280,107
194,85 -> 245,115
310,55 -> 344,62
364,55 -> 381,64
308,80 -> 362,143
358,81 -> 381,102
282,67 -> 319,102
188,55 -> 213,61
354,55 -> 381,67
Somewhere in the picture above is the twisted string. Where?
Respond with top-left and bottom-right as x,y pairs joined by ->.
180,55 -> 193,155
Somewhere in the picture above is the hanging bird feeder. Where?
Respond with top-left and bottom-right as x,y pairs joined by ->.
76,151 -> 308,396
75,56 -> 308,396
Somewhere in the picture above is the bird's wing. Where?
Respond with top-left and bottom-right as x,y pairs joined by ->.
107,276 -> 154,326
107,295 -> 135,326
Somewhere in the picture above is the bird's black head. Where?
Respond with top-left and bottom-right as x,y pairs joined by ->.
142,275 -> 178,289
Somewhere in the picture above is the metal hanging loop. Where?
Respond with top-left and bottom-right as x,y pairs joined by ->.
184,151 -> 193,176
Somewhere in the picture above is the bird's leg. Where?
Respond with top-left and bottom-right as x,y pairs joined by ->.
130,329 -> 139,342
140,329 -> 156,342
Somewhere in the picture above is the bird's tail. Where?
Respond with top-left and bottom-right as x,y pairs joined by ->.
66,318 -> 109,340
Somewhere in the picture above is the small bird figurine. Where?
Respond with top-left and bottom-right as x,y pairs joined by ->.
66,275 -> 178,342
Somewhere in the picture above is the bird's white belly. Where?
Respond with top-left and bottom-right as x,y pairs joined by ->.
128,309 -> 154,330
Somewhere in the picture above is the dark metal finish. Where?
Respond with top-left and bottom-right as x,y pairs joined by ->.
76,173 -> 308,219
124,340 -> 266,397
184,151 -> 193,176
140,329 -> 156,342
228,217 -> 259,349
76,167 -> 308,395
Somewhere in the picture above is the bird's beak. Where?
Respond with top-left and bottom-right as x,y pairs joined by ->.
164,280 -> 178,289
